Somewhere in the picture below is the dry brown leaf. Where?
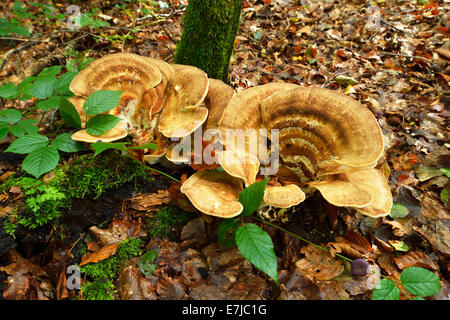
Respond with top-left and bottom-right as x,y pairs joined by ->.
295,244 -> 344,281
384,219 -> 410,236
327,235 -> 370,260
117,266 -> 156,300
89,217 -> 144,246
129,189 -> 171,211
79,243 -> 119,267
156,273 -> 187,300
394,251 -> 439,271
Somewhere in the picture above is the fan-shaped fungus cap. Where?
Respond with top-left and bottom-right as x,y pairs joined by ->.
203,79 -> 235,132
309,168 -> 392,217
71,125 -> 128,143
158,64 -> 209,138
180,171 -> 243,218
218,83 -> 299,155
70,53 -> 162,97
216,149 -> 260,186
263,185 -> 306,208
260,87 -> 384,182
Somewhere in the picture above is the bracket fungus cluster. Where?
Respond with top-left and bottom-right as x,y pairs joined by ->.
69,53 -> 392,220
180,85 -> 392,219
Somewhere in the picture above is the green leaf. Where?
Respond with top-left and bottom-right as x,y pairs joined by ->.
0,122 -> 9,140
239,178 -> 269,216
371,279 -> 400,300
4,134 -> 48,154
441,189 -> 448,207
79,58 -> 94,70
389,203 -> 409,219
415,166 -> 444,182
400,267 -> 441,297
128,143 -> 158,151
91,142 -> 129,156
217,218 -> 239,247
440,168 -> 450,178
25,75 -> 57,99
0,21 -> 30,36
389,240 -> 409,252
36,95 -> 61,111
0,83 -> 19,99
0,109 -> 22,124
65,60 -> 79,73
86,114 -> 121,136
9,119 -> 39,137
55,72 -> 77,97
51,132 -> 86,153
139,250 -> 158,277
59,96 -> 82,129
84,90 -> 122,115
235,223 -> 278,284
37,66 -> 63,78
22,146 -> 59,178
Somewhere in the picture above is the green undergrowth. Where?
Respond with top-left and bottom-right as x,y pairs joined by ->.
80,238 -> 143,300
1,151 -> 155,236
147,204 -> 194,239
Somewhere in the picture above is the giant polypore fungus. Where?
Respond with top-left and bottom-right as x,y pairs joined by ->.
181,85 -> 392,218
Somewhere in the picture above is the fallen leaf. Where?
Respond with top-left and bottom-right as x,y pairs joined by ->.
79,243 -> 119,267
295,244 -> 344,281
394,251 -> 439,271
129,190 -> 171,211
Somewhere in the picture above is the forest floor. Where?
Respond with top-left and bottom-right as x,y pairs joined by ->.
0,0 -> 448,300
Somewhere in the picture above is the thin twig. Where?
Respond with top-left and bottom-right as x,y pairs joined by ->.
242,66 -> 303,81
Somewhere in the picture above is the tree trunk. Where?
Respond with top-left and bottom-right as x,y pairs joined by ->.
174,0 -> 242,83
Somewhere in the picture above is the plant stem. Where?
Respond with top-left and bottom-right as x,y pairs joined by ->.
146,167 -> 179,182
253,216 -> 353,263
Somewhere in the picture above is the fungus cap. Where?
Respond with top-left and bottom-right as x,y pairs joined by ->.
180,171 -> 244,218
70,53 -> 162,97
218,83 -> 299,154
263,184 -> 306,208
260,87 -> 384,181
203,79 -> 235,132
216,149 -> 260,186
71,125 -> 128,143
158,64 -> 209,138
309,168 -> 392,217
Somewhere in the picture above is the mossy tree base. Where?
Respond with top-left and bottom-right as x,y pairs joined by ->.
174,0 -> 242,83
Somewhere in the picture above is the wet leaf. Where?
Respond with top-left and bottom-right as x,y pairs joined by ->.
400,267 -> 441,297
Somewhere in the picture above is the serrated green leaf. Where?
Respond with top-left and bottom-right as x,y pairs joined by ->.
0,109 -> 22,124
4,133 -> 48,154
59,96 -> 81,129
37,66 -> 63,78
51,132 -> 86,153
0,83 -> 19,99
128,143 -> 158,151
236,223 -> 278,284
22,146 -> 59,178
84,90 -> 122,115
36,95 -> 61,111
217,218 -> 238,247
55,72 -> 77,97
9,119 -> 39,137
239,178 -> 269,216
371,279 -> 400,300
400,267 -> 441,297
86,114 -> 121,136
91,142 -> 129,156
389,203 -> 409,219
25,75 -> 57,99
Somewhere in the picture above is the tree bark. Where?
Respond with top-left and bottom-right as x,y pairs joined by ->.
174,0 -> 242,83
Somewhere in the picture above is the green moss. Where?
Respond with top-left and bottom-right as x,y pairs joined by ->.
79,238 -> 143,300
174,0 -> 242,83
1,151 -> 155,236
147,204 -> 194,239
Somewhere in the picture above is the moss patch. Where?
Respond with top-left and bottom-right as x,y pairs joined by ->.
147,204 -> 195,240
